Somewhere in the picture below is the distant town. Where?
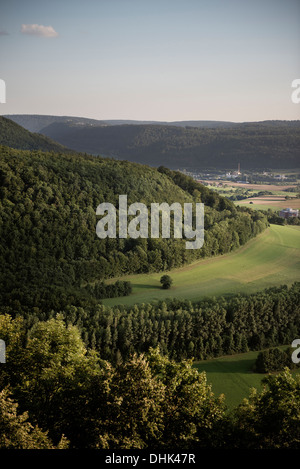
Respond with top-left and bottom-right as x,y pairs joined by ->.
179,164 -> 299,185
178,165 -> 300,220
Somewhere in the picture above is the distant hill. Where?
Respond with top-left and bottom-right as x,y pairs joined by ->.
37,119 -> 300,170
4,114 -> 237,133
2,114 -> 108,133
0,116 -> 70,153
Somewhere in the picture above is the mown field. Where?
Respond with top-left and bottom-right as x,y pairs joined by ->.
103,224 -> 300,307
235,195 -> 300,211
194,348 -> 300,411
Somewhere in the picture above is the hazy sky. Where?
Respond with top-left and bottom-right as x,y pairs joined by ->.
1,0 -> 300,122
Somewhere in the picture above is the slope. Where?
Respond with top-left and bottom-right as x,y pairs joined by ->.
38,120 -> 300,170
0,116 -> 70,153
0,144 -> 268,312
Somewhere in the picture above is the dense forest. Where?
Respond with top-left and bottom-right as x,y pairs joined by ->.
0,144 -> 268,311
38,120 -> 300,169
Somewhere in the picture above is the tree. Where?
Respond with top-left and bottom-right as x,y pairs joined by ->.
253,347 -> 294,373
146,347 -> 226,449
231,369 -> 300,449
0,313 -> 109,448
160,275 -> 173,289
97,352 -> 165,449
0,388 -> 68,449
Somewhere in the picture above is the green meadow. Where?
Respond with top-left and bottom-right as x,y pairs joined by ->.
194,348 -> 300,411
103,224 -> 300,307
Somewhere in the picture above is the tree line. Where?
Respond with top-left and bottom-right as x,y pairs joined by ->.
84,280 -> 132,299
7,283 -> 299,364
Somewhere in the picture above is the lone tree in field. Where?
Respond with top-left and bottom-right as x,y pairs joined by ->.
160,275 -> 173,289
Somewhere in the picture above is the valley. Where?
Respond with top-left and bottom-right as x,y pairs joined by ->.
0,115 -> 299,450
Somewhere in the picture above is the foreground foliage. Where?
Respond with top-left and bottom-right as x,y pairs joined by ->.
0,313 -> 299,449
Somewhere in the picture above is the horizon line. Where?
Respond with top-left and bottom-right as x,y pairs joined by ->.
2,113 -> 300,124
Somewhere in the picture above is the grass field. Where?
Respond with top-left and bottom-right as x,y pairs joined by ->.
102,224 -> 300,307
194,348 -> 300,411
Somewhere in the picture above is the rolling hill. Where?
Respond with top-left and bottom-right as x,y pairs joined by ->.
36,119 -> 300,170
0,142 -> 268,312
4,114 -> 300,170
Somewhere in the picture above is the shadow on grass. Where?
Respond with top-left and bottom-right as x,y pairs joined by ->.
196,358 -> 256,374
132,283 -> 159,290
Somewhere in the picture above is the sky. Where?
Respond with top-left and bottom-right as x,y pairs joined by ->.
0,0 -> 300,122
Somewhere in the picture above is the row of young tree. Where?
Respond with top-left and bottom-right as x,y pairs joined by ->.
84,280 -> 132,299
9,283 -> 300,364
1,313 -> 299,449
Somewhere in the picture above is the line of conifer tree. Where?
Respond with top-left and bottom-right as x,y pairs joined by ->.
8,283 -> 300,364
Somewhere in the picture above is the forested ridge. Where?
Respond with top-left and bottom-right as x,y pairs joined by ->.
0,116 -> 70,153
4,114 -> 238,132
39,120 -> 300,169
0,144 -> 268,311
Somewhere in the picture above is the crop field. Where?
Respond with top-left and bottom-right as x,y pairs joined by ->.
235,196 -> 300,211
102,224 -> 300,307
203,181 -> 298,191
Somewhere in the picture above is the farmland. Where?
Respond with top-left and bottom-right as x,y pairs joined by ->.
235,196 -> 300,211
202,178 -> 300,211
